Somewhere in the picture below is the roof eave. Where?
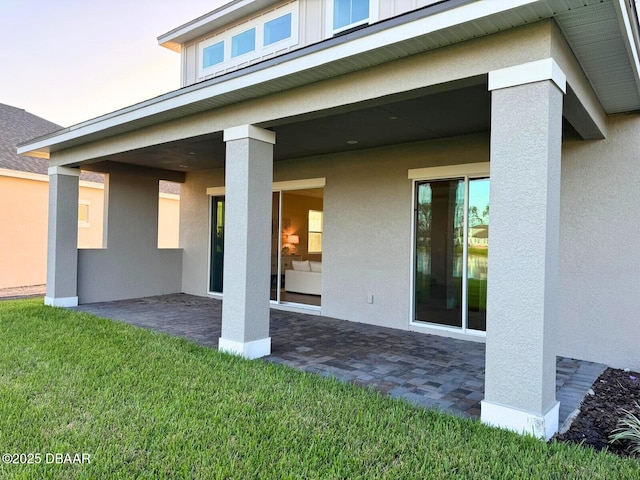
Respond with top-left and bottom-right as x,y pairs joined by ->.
613,0 -> 640,101
158,0 -> 280,50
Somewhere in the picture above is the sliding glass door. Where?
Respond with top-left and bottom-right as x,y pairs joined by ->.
209,196 -> 225,293
208,187 -> 323,308
414,177 -> 489,332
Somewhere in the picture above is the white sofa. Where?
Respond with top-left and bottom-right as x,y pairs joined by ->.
284,260 -> 322,295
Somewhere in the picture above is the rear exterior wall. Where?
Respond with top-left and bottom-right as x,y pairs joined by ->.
179,113 -> 640,370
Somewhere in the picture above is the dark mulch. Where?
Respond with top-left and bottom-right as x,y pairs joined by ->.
554,368 -> 640,458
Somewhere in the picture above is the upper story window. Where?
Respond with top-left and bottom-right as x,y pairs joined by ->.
264,13 -> 292,46
198,1 -> 299,79
327,0 -> 378,35
203,41 -> 224,68
232,28 -> 256,58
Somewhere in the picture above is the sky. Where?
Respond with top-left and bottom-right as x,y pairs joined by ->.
0,0 -> 229,127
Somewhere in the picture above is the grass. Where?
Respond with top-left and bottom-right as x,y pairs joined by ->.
0,299 -> 638,479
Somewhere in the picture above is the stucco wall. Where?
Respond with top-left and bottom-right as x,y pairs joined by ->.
158,194 -> 180,248
180,132 -> 489,330
77,169 -> 182,303
77,183 -> 105,249
0,175 -> 48,289
0,173 -> 179,290
559,113 -> 640,370
179,117 -> 640,370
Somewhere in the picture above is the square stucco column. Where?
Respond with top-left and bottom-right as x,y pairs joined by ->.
45,166 -> 80,307
219,125 -> 275,359
481,59 -> 566,440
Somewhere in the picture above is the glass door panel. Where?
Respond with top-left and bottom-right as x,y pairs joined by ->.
270,192 -> 281,301
467,178 -> 489,331
209,196 -> 225,293
414,180 -> 464,327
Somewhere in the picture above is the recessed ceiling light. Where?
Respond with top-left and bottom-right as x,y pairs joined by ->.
188,152 -> 196,155
389,116 -> 398,120
346,140 -> 358,144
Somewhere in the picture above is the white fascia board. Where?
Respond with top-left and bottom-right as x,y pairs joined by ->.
614,0 -> 640,97
18,0 -> 541,157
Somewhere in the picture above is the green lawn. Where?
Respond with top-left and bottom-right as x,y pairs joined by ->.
0,299 -> 638,479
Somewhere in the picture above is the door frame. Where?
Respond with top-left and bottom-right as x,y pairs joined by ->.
205,178 -> 325,312
407,163 -> 490,338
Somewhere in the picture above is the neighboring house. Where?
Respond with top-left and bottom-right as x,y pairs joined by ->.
0,103 -> 180,289
18,0 -> 640,440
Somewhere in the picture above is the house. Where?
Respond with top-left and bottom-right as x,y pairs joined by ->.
17,0 -> 640,440
0,103 -> 180,290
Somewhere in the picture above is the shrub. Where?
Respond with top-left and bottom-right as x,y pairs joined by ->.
610,403 -> 640,455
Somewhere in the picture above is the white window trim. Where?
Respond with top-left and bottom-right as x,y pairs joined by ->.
198,1 -> 299,79
325,0 -> 379,37
408,163 -> 490,339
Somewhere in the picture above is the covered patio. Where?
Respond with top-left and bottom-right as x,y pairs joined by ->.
75,293 -> 605,427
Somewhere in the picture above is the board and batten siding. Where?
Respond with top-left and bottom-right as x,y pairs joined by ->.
180,0 -> 442,86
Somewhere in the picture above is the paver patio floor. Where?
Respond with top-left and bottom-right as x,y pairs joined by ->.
75,293 -> 605,425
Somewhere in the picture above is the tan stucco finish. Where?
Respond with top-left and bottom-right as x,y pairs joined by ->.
0,174 -> 179,290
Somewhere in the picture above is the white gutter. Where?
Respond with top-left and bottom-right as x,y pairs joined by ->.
18,0 -> 541,157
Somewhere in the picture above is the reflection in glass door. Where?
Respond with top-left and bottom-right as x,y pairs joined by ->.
209,196 -> 225,293
414,177 -> 489,332
467,178 -> 489,331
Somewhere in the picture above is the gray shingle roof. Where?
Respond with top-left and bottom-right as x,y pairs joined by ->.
0,103 -> 179,195
0,103 -> 61,175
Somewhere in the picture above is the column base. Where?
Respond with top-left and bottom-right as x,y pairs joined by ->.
481,400 -> 559,440
218,337 -> 271,359
44,296 -> 79,307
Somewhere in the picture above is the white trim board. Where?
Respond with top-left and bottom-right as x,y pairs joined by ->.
481,400 -> 560,440
218,337 -> 271,359
206,177 -> 325,195
408,162 -> 490,180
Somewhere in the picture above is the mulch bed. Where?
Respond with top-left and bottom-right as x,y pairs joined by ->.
554,368 -> 640,458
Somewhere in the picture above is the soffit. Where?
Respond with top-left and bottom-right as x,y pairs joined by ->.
19,0 -> 640,158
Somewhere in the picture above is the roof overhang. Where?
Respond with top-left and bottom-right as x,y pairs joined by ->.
18,0 -> 640,159
158,0 -> 280,52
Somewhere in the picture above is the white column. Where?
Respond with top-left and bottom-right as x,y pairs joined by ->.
481,59 -> 566,440
219,125 -> 275,359
45,166 -> 80,307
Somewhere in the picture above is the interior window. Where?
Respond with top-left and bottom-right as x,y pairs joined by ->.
308,210 -> 323,253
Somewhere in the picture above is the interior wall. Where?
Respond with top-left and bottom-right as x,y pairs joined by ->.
281,191 -> 323,261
